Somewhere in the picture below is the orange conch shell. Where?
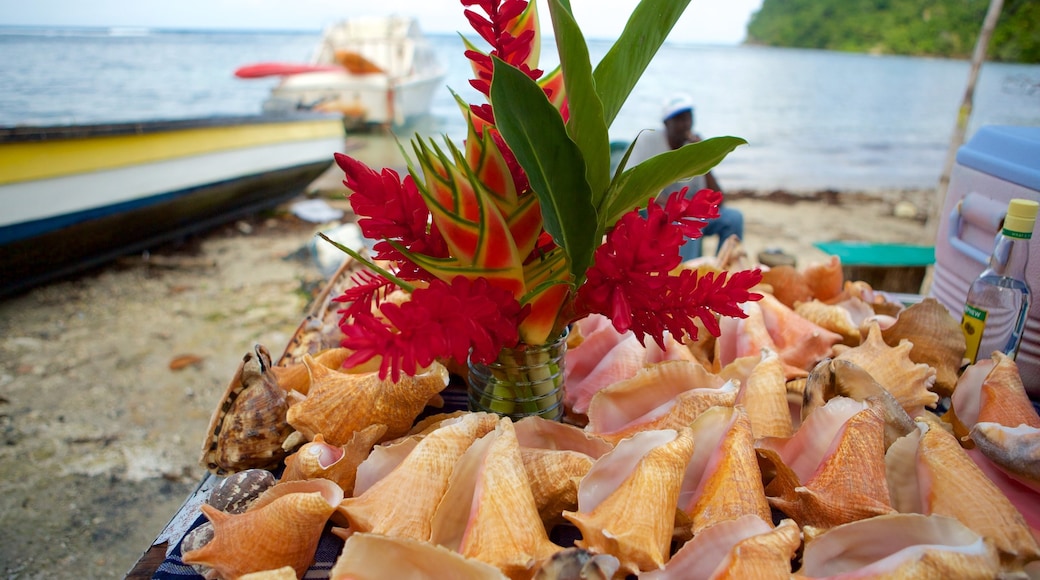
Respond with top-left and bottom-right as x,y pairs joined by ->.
286,356 -> 449,445
802,255 -> 845,302
798,513 -> 1000,578
430,418 -> 563,579
760,265 -> 813,309
182,479 -> 343,579
564,428 -> 695,576
833,321 -> 938,418
678,406 -> 772,536
330,532 -> 508,579
584,360 -> 736,443
885,419 -> 1040,568
268,347 -> 356,396
795,299 -> 862,346
337,412 -> 498,541
643,516 -> 800,580
759,397 -> 894,529
880,297 -> 965,398
280,426 -> 386,494
514,417 -> 611,526
201,345 -> 295,475
736,349 -> 793,438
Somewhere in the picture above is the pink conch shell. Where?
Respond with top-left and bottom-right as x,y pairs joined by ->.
736,348 -> 793,438
643,516 -> 800,580
584,360 -> 736,443
759,397 -> 894,529
833,321 -> 938,418
880,297 -> 965,398
564,429 -> 696,576
514,415 -> 613,458
182,479 -> 343,579
329,532 -> 508,579
758,293 -> 844,371
678,406 -> 772,536
565,333 -> 647,416
885,419 -> 1040,568
286,356 -> 449,445
971,422 -> 1040,492
430,418 -> 562,579
280,425 -> 386,494
798,513 -> 1000,578
795,299 -> 862,346
337,412 -> 498,541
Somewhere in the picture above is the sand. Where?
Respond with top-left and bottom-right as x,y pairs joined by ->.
0,135 -> 938,578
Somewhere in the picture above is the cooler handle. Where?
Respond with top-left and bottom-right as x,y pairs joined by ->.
947,192 -> 1007,266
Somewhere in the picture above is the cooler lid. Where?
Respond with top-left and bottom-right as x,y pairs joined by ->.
956,125 -> 1040,193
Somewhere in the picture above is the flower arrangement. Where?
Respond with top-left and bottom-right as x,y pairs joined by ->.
325,0 -> 763,382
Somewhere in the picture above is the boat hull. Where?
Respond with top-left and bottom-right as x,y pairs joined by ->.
0,114 -> 345,297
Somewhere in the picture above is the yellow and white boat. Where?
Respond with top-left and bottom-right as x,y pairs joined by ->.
0,112 -> 345,296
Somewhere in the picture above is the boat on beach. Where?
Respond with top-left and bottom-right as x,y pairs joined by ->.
238,16 -> 446,129
0,112 -> 346,297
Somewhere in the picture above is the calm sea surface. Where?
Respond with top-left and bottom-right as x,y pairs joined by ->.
2,26 -> 1038,192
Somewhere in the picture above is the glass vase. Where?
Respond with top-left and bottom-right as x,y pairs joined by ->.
467,329 -> 568,421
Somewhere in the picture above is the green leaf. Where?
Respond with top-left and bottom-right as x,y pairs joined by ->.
594,0 -> 693,127
601,136 -> 747,227
547,0 -> 611,204
489,56 -> 598,283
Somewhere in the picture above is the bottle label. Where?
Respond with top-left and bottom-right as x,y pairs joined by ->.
962,304 -> 987,362
1002,228 -> 1032,240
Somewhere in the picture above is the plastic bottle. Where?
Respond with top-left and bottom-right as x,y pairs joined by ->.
961,198 -> 1038,363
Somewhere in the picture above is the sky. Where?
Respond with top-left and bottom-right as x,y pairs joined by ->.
0,0 -> 764,45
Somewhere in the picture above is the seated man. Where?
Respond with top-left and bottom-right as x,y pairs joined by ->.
627,93 -> 744,261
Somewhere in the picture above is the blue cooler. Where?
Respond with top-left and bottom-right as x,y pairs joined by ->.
929,125 -> 1040,396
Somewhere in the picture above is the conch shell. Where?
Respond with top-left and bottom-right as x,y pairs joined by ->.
833,321 -> 938,418
759,397 -> 894,529
564,428 -> 695,576
337,412 -> 498,541
201,345 -> 295,475
182,479 -> 343,579
880,297 -> 965,398
286,356 -> 449,445
330,532 -> 508,579
885,418 -> 1040,568
430,418 -> 562,579
798,513 -> 1000,578
280,426 -> 386,494
643,516 -> 800,580
736,348 -> 793,438
678,406 -> 772,536
584,360 -> 736,443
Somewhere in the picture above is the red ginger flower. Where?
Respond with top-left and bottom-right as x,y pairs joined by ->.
339,275 -> 527,381
576,188 -> 762,347
334,153 -> 449,281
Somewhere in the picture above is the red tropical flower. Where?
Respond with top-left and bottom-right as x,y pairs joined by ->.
338,276 -> 527,381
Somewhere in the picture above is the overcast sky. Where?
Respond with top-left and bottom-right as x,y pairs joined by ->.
0,0 -> 764,45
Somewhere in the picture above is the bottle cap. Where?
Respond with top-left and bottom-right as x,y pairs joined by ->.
1004,198 -> 1039,236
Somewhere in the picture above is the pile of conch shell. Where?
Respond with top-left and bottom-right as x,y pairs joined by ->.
184,253 -> 1040,579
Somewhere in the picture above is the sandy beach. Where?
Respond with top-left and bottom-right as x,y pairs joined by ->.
0,134 -> 938,578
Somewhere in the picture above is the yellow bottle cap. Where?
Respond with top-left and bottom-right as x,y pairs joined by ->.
1004,198 -> 1039,235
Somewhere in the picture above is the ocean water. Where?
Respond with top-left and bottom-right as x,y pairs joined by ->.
2,26 -> 1038,192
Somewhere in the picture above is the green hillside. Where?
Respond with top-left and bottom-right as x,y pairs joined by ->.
745,0 -> 1039,63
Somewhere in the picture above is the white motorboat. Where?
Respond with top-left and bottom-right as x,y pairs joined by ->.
243,16 -> 446,129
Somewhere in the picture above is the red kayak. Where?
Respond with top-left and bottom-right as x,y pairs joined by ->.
234,62 -> 343,78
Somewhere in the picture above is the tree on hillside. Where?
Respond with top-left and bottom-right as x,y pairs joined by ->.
746,0 -> 1038,63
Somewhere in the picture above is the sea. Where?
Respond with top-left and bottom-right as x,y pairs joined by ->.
2,26 -> 1039,193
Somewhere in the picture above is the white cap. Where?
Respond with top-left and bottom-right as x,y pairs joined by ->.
661,93 -> 694,122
